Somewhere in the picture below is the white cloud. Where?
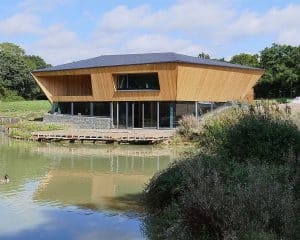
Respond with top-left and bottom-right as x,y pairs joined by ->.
0,13 -> 41,35
218,4 -> 300,44
123,34 -> 205,56
19,0 -> 74,13
98,0 -> 234,34
2,0 -> 300,65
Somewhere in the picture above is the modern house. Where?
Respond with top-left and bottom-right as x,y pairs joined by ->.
32,52 -> 264,129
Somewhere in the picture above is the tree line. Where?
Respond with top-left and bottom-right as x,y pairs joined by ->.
0,42 -> 299,100
0,42 -> 50,101
199,43 -> 300,99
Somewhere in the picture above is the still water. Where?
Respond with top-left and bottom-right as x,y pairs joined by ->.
0,134 -> 182,240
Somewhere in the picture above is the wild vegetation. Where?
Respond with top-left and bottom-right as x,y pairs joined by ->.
0,42 -> 50,100
143,105 -> 300,240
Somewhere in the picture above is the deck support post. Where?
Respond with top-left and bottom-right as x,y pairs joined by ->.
71,102 -> 74,115
132,102 -> 134,128
116,102 -> 119,128
126,102 -> 128,128
157,102 -> 160,129
90,102 -> 94,116
195,101 -> 198,119
142,102 -> 145,128
170,102 -> 174,128
110,102 -> 113,128
50,103 -> 55,114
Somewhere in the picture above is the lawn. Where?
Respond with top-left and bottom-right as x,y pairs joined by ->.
0,100 -> 51,119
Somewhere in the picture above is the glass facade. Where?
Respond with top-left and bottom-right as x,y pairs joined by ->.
52,101 -> 227,129
57,102 -> 71,115
93,102 -> 110,117
144,102 -> 157,128
116,73 -> 160,90
73,102 -> 90,116
175,102 -> 196,126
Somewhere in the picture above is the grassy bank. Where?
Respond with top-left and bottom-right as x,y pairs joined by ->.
0,100 -> 50,119
7,121 -> 63,139
0,100 -> 63,139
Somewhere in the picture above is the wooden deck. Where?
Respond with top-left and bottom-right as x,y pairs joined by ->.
31,129 -> 175,144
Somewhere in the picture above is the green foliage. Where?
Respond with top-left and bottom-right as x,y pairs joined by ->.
143,108 -> 300,240
0,100 -> 50,119
8,121 -> 63,139
199,107 -> 299,164
0,42 -> 25,56
230,53 -> 259,67
198,52 -> 210,59
255,43 -> 300,98
0,42 -> 50,100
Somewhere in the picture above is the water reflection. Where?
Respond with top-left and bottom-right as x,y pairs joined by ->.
0,136 -> 184,239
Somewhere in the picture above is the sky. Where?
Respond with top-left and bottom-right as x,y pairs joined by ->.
0,0 -> 300,65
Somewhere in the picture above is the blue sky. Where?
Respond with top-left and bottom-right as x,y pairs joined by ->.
0,0 -> 300,65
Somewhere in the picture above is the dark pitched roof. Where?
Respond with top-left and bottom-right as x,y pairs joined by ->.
33,52 -> 263,72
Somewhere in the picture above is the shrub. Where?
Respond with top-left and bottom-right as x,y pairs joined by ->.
176,115 -> 201,140
199,107 -> 299,164
143,106 -> 300,240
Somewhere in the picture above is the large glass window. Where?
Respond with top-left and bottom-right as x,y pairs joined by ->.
116,73 -> 160,90
118,102 -> 126,128
144,102 -> 157,128
73,102 -> 90,116
159,102 -> 170,128
113,102 -> 118,127
93,102 -> 110,117
198,102 -> 212,116
175,102 -> 196,125
57,102 -> 71,114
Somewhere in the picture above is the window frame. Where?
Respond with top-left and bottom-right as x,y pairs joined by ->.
114,72 -> 160,91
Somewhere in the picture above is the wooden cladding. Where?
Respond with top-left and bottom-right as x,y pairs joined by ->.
37,74 -> 92,97
32,62 -> 264,102
177,64 -> 262,102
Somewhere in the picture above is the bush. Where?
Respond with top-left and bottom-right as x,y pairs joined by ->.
143,107 -> 300,240
199,107 -> 299,164
176,115 -> 201,140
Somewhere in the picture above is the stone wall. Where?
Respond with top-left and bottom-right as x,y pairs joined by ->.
43,113 -> 111,129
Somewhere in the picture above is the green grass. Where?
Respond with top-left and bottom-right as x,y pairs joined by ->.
0,100 -> 50,119
8,121 -> 63,139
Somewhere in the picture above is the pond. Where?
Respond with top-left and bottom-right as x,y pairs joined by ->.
0,134 -> 183,240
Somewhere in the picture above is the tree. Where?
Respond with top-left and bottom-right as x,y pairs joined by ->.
0,42 -> 50,99
0,42 -> 25,56
230,53 -> 259,67
198,52 -> 210,59
24,55 -> 50,70
255,44 -> 300,98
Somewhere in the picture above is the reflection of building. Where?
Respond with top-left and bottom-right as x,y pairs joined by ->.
34,149 -> 175,211
32,53 -> 264,129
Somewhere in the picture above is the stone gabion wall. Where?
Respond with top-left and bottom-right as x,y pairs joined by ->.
43,114 -> 111,129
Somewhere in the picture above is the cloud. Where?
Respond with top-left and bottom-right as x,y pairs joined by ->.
217,4 -> 300,44
2,0 -> 300,65
19,0 -> 74,13
123,34 -> 205,56
0,13 -> 41,35
98,0 -> 234,34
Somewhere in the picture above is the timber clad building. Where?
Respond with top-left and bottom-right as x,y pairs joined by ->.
32,52 -> 264,129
